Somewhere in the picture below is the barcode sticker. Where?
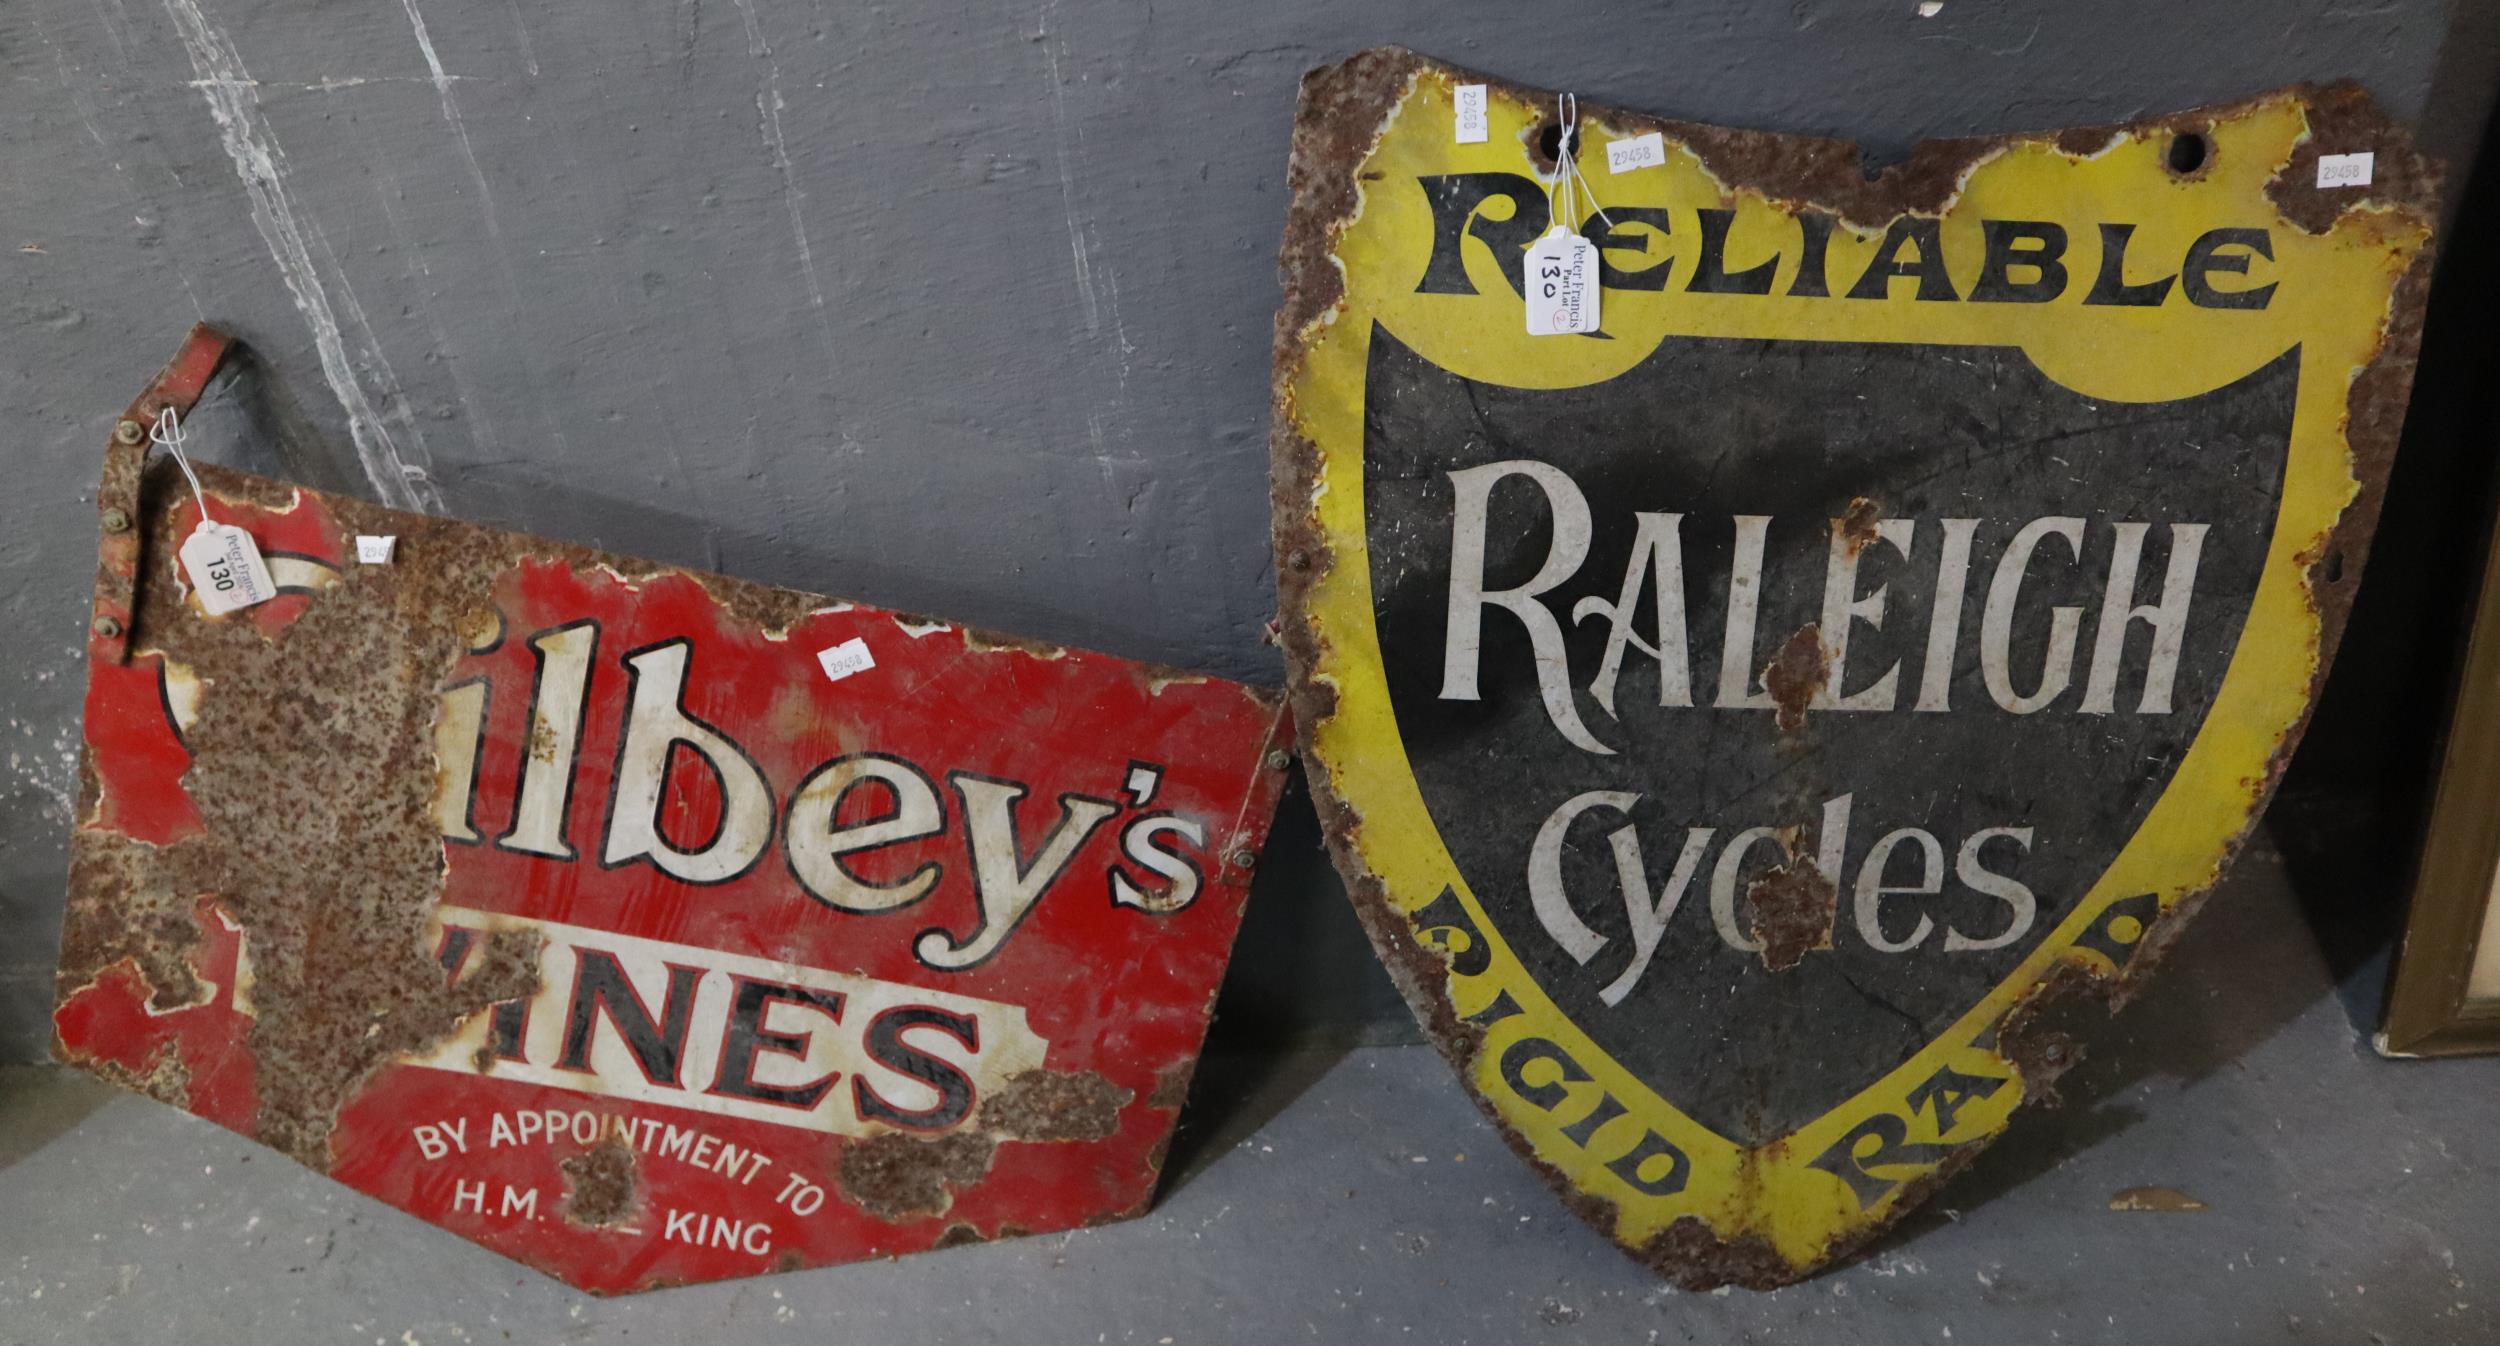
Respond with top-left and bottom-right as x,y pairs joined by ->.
1607,132 -> 1667,174
2316,152 -> 2373,189
816,637 -> 876,683
1454,84 -> 1488,144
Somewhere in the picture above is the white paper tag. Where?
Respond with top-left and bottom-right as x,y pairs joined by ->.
815,636 -> 876,683
1607,132 -> 1667,174
180,522 -> 277,616
2316,151 -> 2373,189
1524,226 -> 1601,336
1454,84 -> 1488,144
356,534 -> 397,564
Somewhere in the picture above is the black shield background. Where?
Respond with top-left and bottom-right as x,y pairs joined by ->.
1363,324 -> 2294,1141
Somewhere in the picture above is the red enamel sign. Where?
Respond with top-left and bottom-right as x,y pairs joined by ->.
56,327 -> 1292,1293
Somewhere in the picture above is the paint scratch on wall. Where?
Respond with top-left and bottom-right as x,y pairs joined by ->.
731,0 -> 840,374
1038,4 -> 1132,440
30,6 -> 207,320
161,0 -> 443,513
397,0 -> 507,243
501,0 -> 541,78
182,75 -> 461,92
1039,10 -> 1102,341
366,157 -> 502,456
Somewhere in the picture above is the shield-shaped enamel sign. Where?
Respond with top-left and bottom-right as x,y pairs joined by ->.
58,327 -> 1292,1293
1270,50 -> 2434,1286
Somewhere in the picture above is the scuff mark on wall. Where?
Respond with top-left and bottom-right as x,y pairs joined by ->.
358,144 -> 503,459
731,0 -> 840,376
28,4 -> 208,320
6,714 -> 83,829
1036,0 -> 1134,461
160,0 -> 444,514
395,0 -> 507,244
499,0 -> 541,78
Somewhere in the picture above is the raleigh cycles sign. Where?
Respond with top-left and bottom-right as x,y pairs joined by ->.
1270,49 -> 2435,1285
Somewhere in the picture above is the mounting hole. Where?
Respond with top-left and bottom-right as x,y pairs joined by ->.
1534,119 -> 1580,168
2167,132 -> 2209,176
2323,549 -> 2345,584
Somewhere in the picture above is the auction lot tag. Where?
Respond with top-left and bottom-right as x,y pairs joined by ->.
179,521 -> 276,614
1270,50 -> 2433,1289
1523,225 -> 1600,335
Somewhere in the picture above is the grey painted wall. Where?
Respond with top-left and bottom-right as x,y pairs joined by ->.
0,0 -> 2487,1061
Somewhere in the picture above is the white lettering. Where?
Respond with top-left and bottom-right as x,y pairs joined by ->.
1708,827 -> 1782,953
785,755 -> 943,911
1981,516 -> 2086,713
1914,519 -> 1980,712
1526,790 -> 1630,965
1109,814 -> 1207,914
1854,828 -> 1944,954
501,623 -> 596,858
1572,512 -> 1694,716
914,778 -> 1118,970
1440,461 -> 1614,754
1943,827 -> 2038,951
1715,516 -> 1778,710
1816,517 -> 1916,711
602,640 -> 776,883
1596,822 -> 1714,1007
2080,522 -> 2207,714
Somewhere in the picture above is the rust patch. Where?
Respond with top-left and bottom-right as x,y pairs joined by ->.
2053,125 -> 2120,158
2265,81 -> 2440,236
86,1029 -> 195,1109
1761,624 -> 1827,734
837,1131 -> 998,1223
1632,1216 -> 1802,1293
2109,1185 -> 2208,1212
1745,857 -> 1836,973
1994,961 -> 2095,1107
560,1138 -> 640,1228
1147,1060 -> 1194,1112
57,462 -> 546,1168
1837,496 -> 1882,558
978,1067 -> 1134,1143
55,852 -> 200,1018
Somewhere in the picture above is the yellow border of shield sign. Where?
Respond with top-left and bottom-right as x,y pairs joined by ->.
1276,54 -> 2432,1280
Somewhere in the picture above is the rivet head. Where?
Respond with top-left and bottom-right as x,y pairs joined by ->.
92,615 -> 124,638
1264,750 -> 1292,771
1229,848 -> 1257,871
100,508 -> 131,533
113,419 -> 144,446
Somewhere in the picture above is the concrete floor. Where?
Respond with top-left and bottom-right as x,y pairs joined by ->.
3,837 -> 2495,1344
